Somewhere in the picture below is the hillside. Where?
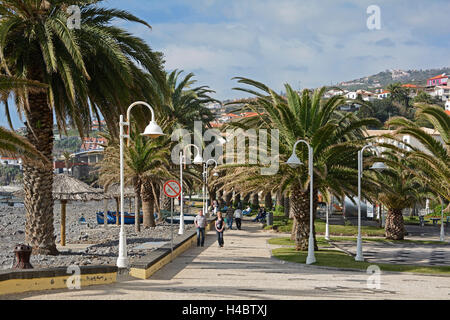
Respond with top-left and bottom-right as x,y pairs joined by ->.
337,67 -> 450,91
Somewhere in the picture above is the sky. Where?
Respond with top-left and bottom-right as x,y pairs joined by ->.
1,0 -> 450,128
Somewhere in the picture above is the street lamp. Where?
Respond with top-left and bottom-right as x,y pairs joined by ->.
356,144 -> 387,262
203,159 -> 218,216
179,143 -> 203,235
117,101 -> 164,269
286,140 -> 316,265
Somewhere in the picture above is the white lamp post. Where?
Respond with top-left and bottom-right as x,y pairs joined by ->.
117,101 -> 164,269
286,140 -> 316,265
203,159 -> 218,216
356,145 -> 387,262
325,201 -> 330,241
179,144 -> 203,235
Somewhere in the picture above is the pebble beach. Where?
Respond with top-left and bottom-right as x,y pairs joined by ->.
0,200 -> 194,270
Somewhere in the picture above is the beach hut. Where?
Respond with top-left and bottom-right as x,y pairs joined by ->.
53,174 -> 104,246
14,174 -> 104,246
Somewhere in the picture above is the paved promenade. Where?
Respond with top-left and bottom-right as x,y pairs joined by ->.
3,219 -> 450,300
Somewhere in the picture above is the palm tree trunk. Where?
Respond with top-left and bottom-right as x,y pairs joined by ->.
60,200 -> 67,247
161,190 -> 171,211
251,192 -> 259,208
290,182 -> 318,251
23,88 -> 58,256
225,190 -> 233,207
134,179 -> 142,232
385,208 -> 405,240
264,192 -> 273,211
141,178 -> 156,228
284,194 -> 290,218
243,193 -> 251,205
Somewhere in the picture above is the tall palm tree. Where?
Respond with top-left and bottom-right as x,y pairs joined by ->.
216,78 -> 380,250
0,0 -> 165,254
162,70 -> 217,126
98,126 -> 173,231
369,152 -> 428,240
387,104 -> 449,201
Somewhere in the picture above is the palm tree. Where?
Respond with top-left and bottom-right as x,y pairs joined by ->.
216,78 -> 380,250
98,126 -> 173,231
369,152 -> 428,240
0,0 -> 165,254
387,104 -> 449,201
162,70 -> 217,126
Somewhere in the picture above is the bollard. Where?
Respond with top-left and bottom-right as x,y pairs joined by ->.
267,212 -> 273,226
13,244 -> 33,269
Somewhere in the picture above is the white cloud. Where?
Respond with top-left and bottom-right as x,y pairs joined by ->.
110,0 -> 450,99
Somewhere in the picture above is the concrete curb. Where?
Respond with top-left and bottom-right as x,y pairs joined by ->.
129,218 -> 216,280
0,265 -> 118,296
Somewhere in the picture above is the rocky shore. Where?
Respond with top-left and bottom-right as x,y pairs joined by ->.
0,201 -> 195,270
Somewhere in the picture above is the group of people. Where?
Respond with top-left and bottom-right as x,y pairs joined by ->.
195,201 -> 245,248
194,202 -> 269,248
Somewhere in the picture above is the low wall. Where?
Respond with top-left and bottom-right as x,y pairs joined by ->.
130,218 -> 216,280
0,265 -> 117,296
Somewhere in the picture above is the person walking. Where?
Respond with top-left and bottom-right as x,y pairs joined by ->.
234,207 -> 243,230
194,210 -> 207,247
215,212 -> 225,247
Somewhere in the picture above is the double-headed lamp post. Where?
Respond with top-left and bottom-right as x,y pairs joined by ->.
203,159 -> 219,216
286,140 -> 316,265
356,144 -> 387,262
117,101 -> 164,269
179,144 -> 203,235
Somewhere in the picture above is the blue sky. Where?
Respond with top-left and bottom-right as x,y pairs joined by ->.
1,0 -> 450,128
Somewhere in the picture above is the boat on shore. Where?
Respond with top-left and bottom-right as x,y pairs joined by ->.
96,211 -> 143,224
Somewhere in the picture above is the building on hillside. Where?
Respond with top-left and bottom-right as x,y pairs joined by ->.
401,84 -> 423,97
80,137 -> 106,152
0,156 -> 22,168
430,85 -> 450,101
70,150 -> 104,180
445,100 -> 450,115
365,127 -> 443,155
377,90 -> 391,99
427,73 -> 448,87
356,90 -> 376,101
324,88 -> 346,98
345,91 -> 358,100
91,120 -> 106,131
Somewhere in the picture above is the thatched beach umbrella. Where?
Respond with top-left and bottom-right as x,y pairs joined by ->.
15,174 -> 104,246
53,174 -> 104,246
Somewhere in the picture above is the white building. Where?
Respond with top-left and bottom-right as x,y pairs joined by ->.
366,128 -> 443,155
345,91 -> 358,100
431,86 -> 450,101
377,90 -> 391,99
0,156 -> 22,168
445,100 -> 450,112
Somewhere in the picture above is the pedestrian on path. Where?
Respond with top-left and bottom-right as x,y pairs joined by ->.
234,208 -> 243,230
194,210 -> 207,247
215,212 -> 225,247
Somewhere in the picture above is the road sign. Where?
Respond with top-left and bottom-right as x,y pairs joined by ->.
163,180 -> 181,198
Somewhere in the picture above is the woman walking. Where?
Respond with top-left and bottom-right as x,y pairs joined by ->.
215,212 -> 225,247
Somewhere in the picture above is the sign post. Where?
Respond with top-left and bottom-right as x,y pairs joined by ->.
163,180 -> 182,261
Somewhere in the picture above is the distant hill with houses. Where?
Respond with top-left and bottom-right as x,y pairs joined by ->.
337,67 -> 450,91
